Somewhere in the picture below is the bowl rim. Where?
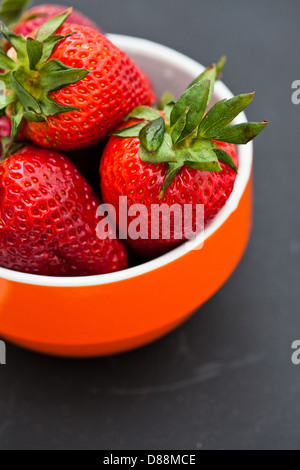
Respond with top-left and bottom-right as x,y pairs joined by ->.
0,34 -> 253,287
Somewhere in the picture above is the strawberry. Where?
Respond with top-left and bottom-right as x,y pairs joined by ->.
100,61 -> 267,258
0,0 -> 101,35
0,9 -> 155,150
0,143 -> 128,276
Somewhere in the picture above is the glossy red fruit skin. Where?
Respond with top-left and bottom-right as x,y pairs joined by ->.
23,24 -> 155,151
14,4 -> 102,36
0,145 -> 128,276
100,128 -> 239,259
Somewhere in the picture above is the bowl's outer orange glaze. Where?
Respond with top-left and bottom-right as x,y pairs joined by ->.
0,177 -> 252,357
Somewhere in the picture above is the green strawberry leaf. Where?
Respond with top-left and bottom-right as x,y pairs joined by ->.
212,147 -> 238,173
177,138 -> 222,169
187,65 -> 216,106
186,57 -> 226,107
10,72 -> 41,114
159,162 -> 182,198
0,92 -> 15,110
125,105 -> 161,122
170,79 -> 210,140
139,133 -> 177,164
39,93 -> 79,116
186,158 -> 222,172
164,102 -> 174,124
112,122 -> 147,138
40,59 -> 89,92
0,0 -> 31,27
199,93 -> 255,138
23,110 -> 46,122
41,33 -> 73,63
1,22 -> 27,61
169,107 -> 188,144
0,49 -> 17,71
0,71 -> 13,88
11,100 -> 24,137
216,55 -> 227,79
159,139 -> 223,196
35,8 -> 72,42
210,121 -> 268,144
26,37 -> 43,70
0,136 -> 27,161
157,91 -> 175,111
139,116 -> 165,152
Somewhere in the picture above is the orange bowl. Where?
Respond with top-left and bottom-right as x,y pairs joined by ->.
0,36 -> 253,357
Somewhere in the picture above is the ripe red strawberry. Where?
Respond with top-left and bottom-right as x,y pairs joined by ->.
0,9 -> 155,151
14,4 -> 102,36
100,62 -> 267,258
101,128 -> 239,258
0,144 -> 128,276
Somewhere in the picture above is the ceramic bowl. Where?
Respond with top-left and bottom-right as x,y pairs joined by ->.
0,35 -> 253,357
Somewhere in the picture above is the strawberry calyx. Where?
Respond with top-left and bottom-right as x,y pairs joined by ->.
113,58 -> 268,197
0,0 -> 30,29
0,135 -> 27,161
0,8 -> 89,138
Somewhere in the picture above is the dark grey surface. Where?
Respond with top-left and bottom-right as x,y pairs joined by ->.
0,0 -> 299,450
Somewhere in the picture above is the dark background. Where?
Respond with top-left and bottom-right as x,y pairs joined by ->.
0,0 -> 299,450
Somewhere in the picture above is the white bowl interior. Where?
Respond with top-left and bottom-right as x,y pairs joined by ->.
0,35 -> 253,287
